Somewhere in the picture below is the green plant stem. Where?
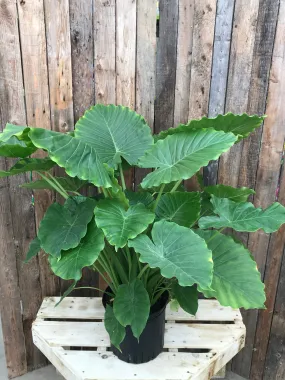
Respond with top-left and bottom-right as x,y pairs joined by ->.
125,245 -> 132,280
36,171 -> 69,200
97,253 -> 119,291
170,179 -> 182,193
138,264 -> 149,280
101,187 -> 109,198
119,163 -> 126,191
46,172 -> 71,197
153,183 -> 165,211
92,263 -> 115,293
72,286 -> 114,297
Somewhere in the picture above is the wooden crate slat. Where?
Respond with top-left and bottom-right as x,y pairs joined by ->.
38,297 -> 240,321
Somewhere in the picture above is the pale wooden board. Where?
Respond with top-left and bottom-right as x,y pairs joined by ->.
33,298 -> 245,380
33,320 -> 244,349
37,297 -> 241,321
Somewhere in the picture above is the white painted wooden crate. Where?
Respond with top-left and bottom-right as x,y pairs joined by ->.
32,297 -> 245,380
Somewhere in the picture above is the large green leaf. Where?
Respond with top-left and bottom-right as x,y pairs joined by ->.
204,184 -> 255,202
195,230 -> 265,309
113,279 -> 150,339
29,128 -> 113,188
129,220 -> 213,288
104,305 -> 126,350
21,176 -> 87,191
49,220 -> 104,280
75,104 -> 153,167
0,157 -> 55,178
24,237 -> 41,263
199,196 -> 285,233
157,113 -> 264,142
139,130 -> 237,188
172,282 -> 198,315
38,196 -> 96,257
125,190 -> 154,208
94,199 -> 155,250
156,192 -> 200,227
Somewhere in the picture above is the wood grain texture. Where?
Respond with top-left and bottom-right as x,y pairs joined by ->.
134,0 -> 156,188
218,0 -> 259,187
173,0 -> 194,126
154,0 -> 179,133
0,1 -> 35,377
188,0 -> 217,120
231,0 -> 280,377
70,0 -> 94,122
94,0 -> 116,105
249,3 -> 285,378
204,0 -> 235,186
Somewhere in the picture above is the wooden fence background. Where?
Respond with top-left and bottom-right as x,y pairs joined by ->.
0,0 -> 284,379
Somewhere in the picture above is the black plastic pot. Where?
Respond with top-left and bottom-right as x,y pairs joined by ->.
103,287 -> 169,364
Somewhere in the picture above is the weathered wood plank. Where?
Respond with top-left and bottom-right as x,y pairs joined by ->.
0,1 -> 36,377
134,0 -> 157,188
231,0 -> 280,377
204,0 -> 235,186
188,0 -> 217,120
173,0 -> 194,126
218,0 -> 259,187
94,0 -> 116,105
154,0 -> 179,133
70,0 -> 94,122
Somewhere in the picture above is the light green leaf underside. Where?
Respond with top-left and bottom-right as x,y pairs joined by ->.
156,192 -> 200,227
21,176 -> 87,191
0,157 -> 55,178
0,136 -> 37,158
204,184 -> 255,202
195,230 -> 265,309
139,130 -> 237,188
49,221 -> 104,280
157,113 -> 264,141
129,220 -> 213,288
38,197 -> 96,257
199,196 -> 285,233
29,128 -> 113,188
95,199 -> 155,249
25,237 -> 41,263
113,279 -> 150,339
75,104 -> 153,167
104,305 -> 126,350
172,282 -> 198,315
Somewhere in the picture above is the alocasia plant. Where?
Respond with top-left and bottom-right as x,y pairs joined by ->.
1,104 -> 283,350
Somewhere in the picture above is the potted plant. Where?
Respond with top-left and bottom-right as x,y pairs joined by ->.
1,105 -> 284,364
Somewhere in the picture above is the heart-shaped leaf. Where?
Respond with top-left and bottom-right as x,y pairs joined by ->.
199,196 -> 285,233
172,282 -> 198,315
49,220 -> 105,280
204,184 -> 255,202
156,192 -> 200,227
94,199 -> 155,250
139,130 -> 237,188
38,196 -> 96,257
129,220 -> 213,289
21,176 -> 86,191
113,279 -> 150,339
0,157 -> 55,178
29,128 -> 113,188
75,104 -> 153,167
104,305 -> 126,350
195,230 -> 265,309
157,113 -> 264,142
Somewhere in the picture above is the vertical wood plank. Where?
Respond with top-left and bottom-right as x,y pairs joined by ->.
70,0 -> 95,122
135,0 -> 156,187
94,0 -> 116,105
0,1 -> 31,376
188,0 -> 217,120
204,0 -> 235,186
17,0 -> 61,302
248,2 -> 285,378
44,0 -> 74,134
173,0 -> 194,126
218,0 -> 259,187
231,0 -> 280,377
154,0 -> 179,133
